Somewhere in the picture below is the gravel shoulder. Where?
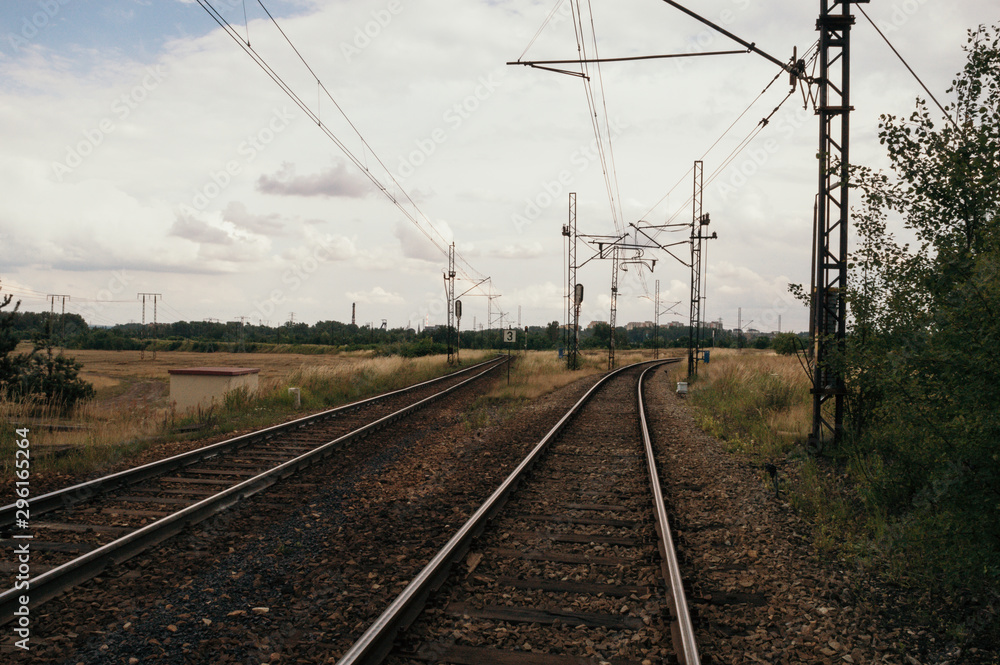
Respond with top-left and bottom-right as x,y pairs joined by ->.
6,359 -> 994,664
5,364 -> 602,663
644,364 -> 995,665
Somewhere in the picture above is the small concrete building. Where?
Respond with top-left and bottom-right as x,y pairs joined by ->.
168,367 -> 260,413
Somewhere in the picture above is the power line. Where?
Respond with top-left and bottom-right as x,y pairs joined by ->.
193,0 -> 495,307
517,0 -> 568,62
857,5 -> 959,130
637,41 -> 818,225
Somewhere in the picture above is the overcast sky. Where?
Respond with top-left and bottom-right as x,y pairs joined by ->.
0,0 -> 994,333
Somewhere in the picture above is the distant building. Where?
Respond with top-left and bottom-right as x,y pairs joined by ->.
625,321 -> 654,331
587,320 -> 606,330
708,320 -> 723,330
667,321 -> 684,328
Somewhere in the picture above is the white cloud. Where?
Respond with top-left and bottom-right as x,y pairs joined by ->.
0,0 -> 992,329
256,160 -> 371,199
346,286 -> 405,305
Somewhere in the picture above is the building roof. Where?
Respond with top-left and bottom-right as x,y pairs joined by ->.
167,367 -> 261,376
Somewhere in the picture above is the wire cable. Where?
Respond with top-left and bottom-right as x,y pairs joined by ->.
517,0 -> 569,62
857,5 -> 959,130
253,0 -> 487,285
194,0 -> 494,304
637,40 -> 818,225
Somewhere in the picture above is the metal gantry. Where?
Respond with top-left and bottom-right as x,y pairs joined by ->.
644,279 -> 681,360
513,0 -> 865,448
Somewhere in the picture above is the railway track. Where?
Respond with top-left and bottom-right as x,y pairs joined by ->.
337,359 -> 699,665
0,355 -> 507,623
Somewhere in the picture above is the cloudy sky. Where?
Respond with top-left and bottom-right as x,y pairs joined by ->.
0,0 -> 994,332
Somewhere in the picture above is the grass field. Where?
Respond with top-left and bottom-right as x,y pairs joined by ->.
0,345 -> 679,483
687,348 -> 813,458
0,346 -> 490,479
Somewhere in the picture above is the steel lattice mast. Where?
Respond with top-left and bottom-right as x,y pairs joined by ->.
811,0 -> 865,447
688,162 -> 703,378
445,243 -> 456,364
563,193 -> 580,369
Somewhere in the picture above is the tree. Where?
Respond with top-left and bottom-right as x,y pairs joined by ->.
0,284 -> 94,409
843,25 -> 1000,584
0,284 -> 21,395
770,332 -> 802,355
545,320 -> 560,343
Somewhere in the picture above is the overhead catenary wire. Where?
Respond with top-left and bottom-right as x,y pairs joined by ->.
584,0 -> 625,235
252,0 -> 489,287
637,40 -> 818,226
517,0 -> 569,63
570,0 -> 620,235
857,5 -> 960,131
193,0 -> 494,304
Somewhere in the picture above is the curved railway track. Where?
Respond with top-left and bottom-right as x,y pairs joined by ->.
337,359 -> 699,665
0,355 -> 507,623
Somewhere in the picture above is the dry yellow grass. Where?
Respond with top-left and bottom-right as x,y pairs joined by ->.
0,348 -> 490,475
462,348 -> 685,430
689,349 -> 813,456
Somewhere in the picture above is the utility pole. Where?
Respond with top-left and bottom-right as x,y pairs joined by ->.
236,315 -> 248,353
445,242 -> 456,364
352,302 -> 356,326
562,192 -> 580,369
563,192 -> 580,369
455,300 -> 462,364
654,280 -> 660,360
137,293 -> 161,360
688,161 -> 717,378
811,0 -> 864,448
47,294 -> 70,352
487,288 -> 503,350
738,307 -> 742,350
608,246 -> 619,371
571,283 -> 583,370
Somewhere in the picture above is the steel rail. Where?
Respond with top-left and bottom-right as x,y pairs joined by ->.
0,355 -> 504,528
638,363 -> 701,665
0,355 -> 507,624
335,358 -> 680,665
